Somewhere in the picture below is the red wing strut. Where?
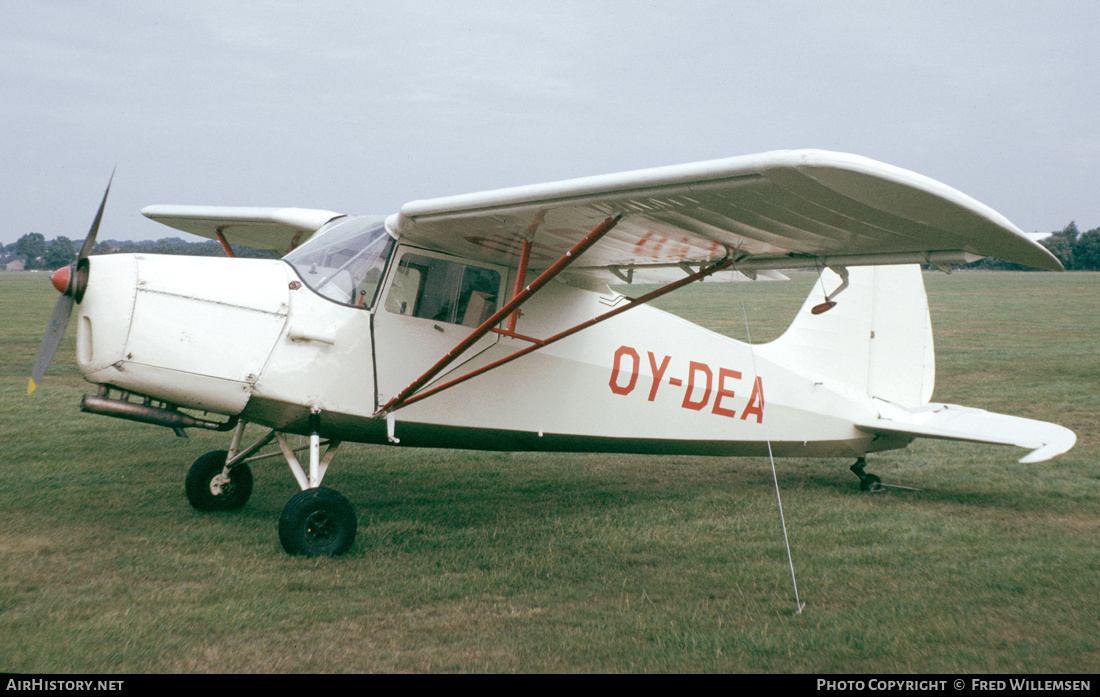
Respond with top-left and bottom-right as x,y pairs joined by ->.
379,215 -> 623,415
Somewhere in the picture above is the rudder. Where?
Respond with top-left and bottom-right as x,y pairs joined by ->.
758,265 -> 934,408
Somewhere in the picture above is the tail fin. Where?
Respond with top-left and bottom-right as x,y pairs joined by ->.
761,265 -> 1075,463
760,265 -> 934,408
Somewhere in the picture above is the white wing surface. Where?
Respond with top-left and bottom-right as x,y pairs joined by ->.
388,150 -> 1061,278
141,206 -> 344,255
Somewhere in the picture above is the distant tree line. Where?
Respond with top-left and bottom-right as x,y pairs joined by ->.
3,233 -> 276,270
6,223 -> 1100,272
964,222 -> 1100,271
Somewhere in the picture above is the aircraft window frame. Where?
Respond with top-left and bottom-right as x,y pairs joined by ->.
384,250 -> 503,327
283,216 -> 395,310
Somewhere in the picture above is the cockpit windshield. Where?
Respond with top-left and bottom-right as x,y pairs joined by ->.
284,216 -> 395,308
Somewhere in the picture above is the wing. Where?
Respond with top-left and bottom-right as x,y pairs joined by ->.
387,150 -> 1062,280
141,205 -> 345,256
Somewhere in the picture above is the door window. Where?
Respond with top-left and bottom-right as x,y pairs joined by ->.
385,253 -> 501,327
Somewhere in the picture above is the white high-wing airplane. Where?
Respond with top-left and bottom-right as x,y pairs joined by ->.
31,150 -> 1075,557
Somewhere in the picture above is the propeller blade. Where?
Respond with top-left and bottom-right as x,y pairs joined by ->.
28,293 -> 75,394
29,170 -> 114,394
79,168 -> 115,260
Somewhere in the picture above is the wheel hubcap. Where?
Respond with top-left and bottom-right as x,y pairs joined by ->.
209,472 -> 232,497
305,510 -> 334,540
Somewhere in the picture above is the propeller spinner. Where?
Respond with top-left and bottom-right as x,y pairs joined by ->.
28,172 -> 114,395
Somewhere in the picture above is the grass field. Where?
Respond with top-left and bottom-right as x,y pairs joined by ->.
1,269 -> 1097,673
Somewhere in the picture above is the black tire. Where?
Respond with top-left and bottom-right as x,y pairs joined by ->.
279,487 -> 357,557
185,450 -> 253,511
859,473 -> 883,492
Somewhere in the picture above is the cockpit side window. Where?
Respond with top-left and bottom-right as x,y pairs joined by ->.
385,253 -> 501,326
284,216 -> 395,308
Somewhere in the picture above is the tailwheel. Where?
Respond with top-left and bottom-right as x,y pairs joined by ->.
859,473 -> 883,492
279,487 -> 357,557
186,450 -> 253,511
850,457 -> 884,493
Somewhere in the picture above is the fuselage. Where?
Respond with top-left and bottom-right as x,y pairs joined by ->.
75,217 -> 892,459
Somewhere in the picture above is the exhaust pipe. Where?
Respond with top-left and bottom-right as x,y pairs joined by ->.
80,388 -> 239,433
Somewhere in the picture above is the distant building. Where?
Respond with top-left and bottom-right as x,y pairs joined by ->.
3,258 -> 26,271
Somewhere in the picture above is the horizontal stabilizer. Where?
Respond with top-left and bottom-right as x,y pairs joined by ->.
857,400 -> 1076,464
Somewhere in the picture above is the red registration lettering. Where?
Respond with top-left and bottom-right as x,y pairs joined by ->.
647,352 -> 670,402
609,346 -> 764,423
740,376 -> 765,423
681,361 -> 712,411
609,346 -> 640,395
711,367 -> 742,418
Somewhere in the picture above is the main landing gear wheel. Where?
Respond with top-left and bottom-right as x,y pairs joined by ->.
850,458 -> 884,492
279,487 -> 357,557
186,450 -> 254,511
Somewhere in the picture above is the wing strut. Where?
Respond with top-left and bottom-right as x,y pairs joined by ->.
386,254 -> 739,412
215,229 -> 236,258
506,237 -> 533,333
380,214 -> 623,415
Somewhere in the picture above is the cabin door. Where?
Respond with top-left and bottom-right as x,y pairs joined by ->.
372,246 -> 507,407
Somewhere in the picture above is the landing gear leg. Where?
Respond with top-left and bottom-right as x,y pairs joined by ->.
850,457 -> 883,492
184,421 -> 271,511
275,407 -> 355,557
180,417 -> 356,555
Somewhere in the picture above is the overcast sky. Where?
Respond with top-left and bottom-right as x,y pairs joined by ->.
2,1 -> 1097,245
